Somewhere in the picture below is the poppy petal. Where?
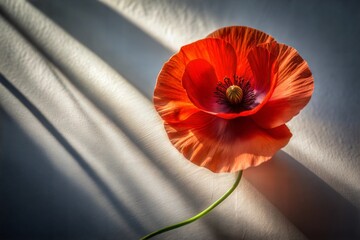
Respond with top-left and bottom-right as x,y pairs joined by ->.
179,38 -> 237,82
182,59 -> 227,113
252,43 -> 314,128
247,43 -> 277,94
154,54 -> 199,123
207,26 -> 275,79
165,112 -> 292,173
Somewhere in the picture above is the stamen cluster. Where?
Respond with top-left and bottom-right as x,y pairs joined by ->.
214,76 -> 256,111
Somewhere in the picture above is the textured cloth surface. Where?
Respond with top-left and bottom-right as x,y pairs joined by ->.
1,0 -> 359,239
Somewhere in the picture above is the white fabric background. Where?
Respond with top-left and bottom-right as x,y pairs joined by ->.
1,0 -> 359,239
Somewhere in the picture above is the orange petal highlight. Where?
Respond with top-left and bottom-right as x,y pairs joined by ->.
165,112 -> 292,173
252,43 -> 314,128
154,54 -> 199,123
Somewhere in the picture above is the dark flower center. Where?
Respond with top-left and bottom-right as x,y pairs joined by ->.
214,76 -> 256,112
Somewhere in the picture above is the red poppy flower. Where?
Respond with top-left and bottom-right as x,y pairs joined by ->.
154,26 -> 314,173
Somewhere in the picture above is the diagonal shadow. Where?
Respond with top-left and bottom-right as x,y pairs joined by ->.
0,109 -> 127,239
30,0 -> 173,100
244,150 -> 360,239
0,74 -> 146,234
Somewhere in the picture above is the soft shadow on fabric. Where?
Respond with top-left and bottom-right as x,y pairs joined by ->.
0,109 -> 123,239
245,151 -> 359,239
0,74 -> 145,235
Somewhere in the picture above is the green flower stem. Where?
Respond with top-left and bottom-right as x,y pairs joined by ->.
140,171 -> 243,240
